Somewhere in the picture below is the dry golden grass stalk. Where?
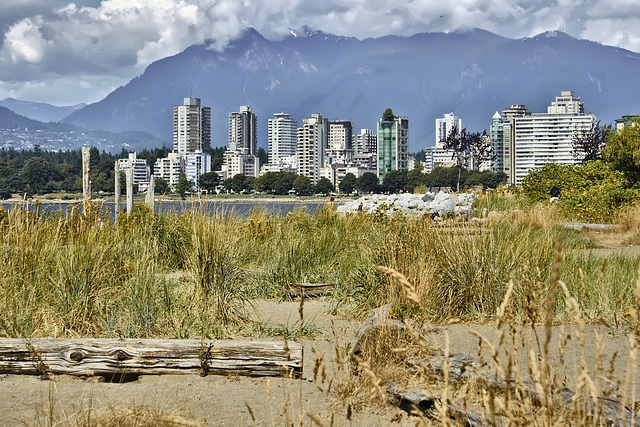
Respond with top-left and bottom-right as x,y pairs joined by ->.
375,265 -> 421,305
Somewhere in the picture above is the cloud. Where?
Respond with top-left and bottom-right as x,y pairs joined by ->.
0,0 -> 639,105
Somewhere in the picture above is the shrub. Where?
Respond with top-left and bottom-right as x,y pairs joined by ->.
521,161 -> 640,222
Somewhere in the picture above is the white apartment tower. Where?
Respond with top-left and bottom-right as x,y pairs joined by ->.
173,98 -> 211,155
355,129 -> 377,154
268,112 -> 298,163
297,113 -> 329,184
490,92 -> 595,185
229,105 -> 257,156
435,112 -> 462,147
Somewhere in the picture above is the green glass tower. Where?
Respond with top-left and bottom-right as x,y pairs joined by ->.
376,108 -> 409,183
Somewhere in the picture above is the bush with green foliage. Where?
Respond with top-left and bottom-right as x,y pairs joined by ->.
521,161 -> 639,222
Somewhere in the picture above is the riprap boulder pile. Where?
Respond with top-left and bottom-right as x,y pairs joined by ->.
336,191 -> 476,218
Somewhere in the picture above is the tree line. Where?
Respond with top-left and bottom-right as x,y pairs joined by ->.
0,146 -> 171,199
215,167 -> 507,196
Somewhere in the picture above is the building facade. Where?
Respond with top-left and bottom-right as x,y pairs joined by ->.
326,120 -> 354,165
297,113 -> 329,184
118,152 -> 150,186
267,112 -> 298,164
185,151 -> 212,191
173,98 -> 211,155
490,92 -> 595,185
154,152 -> 185,189
377,111 -> 409,182
435,112 -> 462,146
229,105 -> 258,156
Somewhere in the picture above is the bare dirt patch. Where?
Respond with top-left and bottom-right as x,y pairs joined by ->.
1,300 -> 637,426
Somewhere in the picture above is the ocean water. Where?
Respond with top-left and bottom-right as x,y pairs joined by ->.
0,199 -> 328,219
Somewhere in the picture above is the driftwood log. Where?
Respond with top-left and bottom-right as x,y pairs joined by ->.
287,283 -> 334,298
0,338 -> 302,379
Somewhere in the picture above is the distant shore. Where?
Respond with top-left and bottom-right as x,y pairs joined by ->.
3,195 -> 341,205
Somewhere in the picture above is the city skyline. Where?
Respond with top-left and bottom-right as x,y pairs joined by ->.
1,1 -> 639,106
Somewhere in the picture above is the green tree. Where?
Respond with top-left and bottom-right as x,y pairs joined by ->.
603,116 -> 640,184
382,170 -> 407,193
406,169 -> 426,193
357,172 -> 380,194
154,176 -> 170,195
382,108 -> 395,121
198,171 -> 220,194
222,178 -> 233,192
19,158 -> 56,195
273,171 -> 296,195
293,175 -> 313,195
315,177 -> 334,195
231,174 -> 246,193
256,148 -> 268,167
176,173 -> 193,200
339,173 -> 357,194
428,167 -> 463,189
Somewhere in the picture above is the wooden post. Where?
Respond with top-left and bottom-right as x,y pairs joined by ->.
82,147 -> 91,211
126,168 -> 133,216
146,174 -> 155,212
114,161 -> 121,216
0,338 -> 302,378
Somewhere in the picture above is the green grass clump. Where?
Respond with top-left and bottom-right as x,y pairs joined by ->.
1,198 -> 639,339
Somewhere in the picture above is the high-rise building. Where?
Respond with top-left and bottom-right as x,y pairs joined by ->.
326,120 -> 354,164
229,105 -> 257,156
268,112 -> 298,164
377,110 -> 409,182
423,113 -> 462,173
435,112 -> 462,147
173,98 -> 211,155
354,129 -> 377,154
297,113 -> 329,184
222,105 -> 259,179
490,105 -> 531,178
490,92 -> 595,185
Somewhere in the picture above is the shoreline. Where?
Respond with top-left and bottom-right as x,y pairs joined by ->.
2,196 -> 335,205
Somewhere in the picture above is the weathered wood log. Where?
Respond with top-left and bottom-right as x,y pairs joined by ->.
0,338 -> 302,379
563,222 -> 622,232
287,283 -> 334,297
126,168 -> 133,216
388,386 -> 492,427
114,161 -> 121,216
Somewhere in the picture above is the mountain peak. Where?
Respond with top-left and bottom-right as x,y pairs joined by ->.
527,30 -> 575,41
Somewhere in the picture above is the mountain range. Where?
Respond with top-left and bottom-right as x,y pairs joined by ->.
5,27 -> 640,152
0,98 -> 85,123
0,105 -> 163,153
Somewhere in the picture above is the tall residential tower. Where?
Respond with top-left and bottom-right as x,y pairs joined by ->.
173,98 -> 211,155
297,113 -> 329,184
229,105 -> 258,156
268,112 -> 298,164
377,109 -> 409,182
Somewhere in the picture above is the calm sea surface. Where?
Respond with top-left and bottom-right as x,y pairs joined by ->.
0,199 -> 329,219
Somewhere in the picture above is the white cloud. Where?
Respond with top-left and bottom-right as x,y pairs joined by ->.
4,17 -> 49,63
0,0 -> 639,105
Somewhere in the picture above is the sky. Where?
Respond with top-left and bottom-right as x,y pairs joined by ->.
1,0 -> 639,106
